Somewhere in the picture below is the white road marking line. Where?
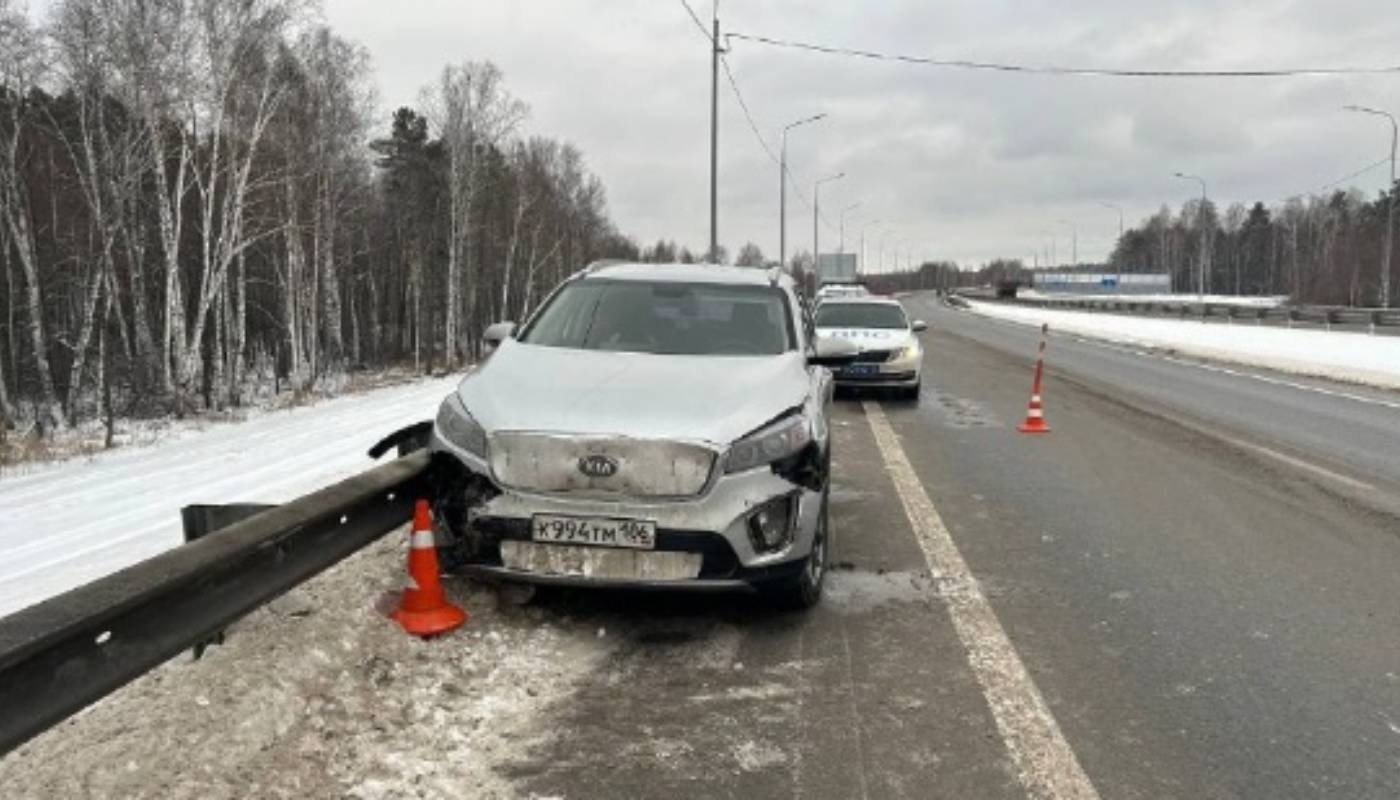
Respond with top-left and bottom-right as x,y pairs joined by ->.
863,400 -> 1101,800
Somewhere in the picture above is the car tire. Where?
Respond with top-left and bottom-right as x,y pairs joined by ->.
902,381 -> 921,402
764,485 -> 830,611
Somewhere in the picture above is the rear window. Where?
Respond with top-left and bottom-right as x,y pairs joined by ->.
815,302 -> 909,330
519,279 -> 794,356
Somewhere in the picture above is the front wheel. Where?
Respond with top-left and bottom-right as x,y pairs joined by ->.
763,488 -> 830,610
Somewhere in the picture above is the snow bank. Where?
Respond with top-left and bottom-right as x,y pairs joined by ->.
1017,289 -> 1287,308
965,300 -> 1400,390
0,375 -> 459,619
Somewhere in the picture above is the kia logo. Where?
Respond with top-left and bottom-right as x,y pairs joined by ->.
577,454 -> 619,478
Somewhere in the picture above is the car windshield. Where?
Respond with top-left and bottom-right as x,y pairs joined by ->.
815,303 -> 909,329
519,279 -> 793,355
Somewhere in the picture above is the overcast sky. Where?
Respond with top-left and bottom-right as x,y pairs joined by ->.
324,1 -> 1400,268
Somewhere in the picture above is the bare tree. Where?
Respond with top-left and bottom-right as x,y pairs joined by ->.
426,61 -> 526,364
0,3 -> 64,427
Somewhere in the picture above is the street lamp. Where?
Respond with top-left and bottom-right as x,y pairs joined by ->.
1345,105 -> 1397,308
1173,172 -> 1209,297
780,112 -> 827,268
814,172 -> 844,274
878,228 -> 897,273
838,202 -> 862,253
1099,202 -> 1124,283
859,219 -> 882,274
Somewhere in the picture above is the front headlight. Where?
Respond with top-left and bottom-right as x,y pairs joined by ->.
724,414 -> 812,474
896,343 -> 920,361
434,393 -> 488,458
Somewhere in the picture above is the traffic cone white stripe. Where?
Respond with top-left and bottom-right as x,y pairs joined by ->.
411,529 -> 435,548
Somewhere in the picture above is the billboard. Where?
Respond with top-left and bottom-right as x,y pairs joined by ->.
816,253 -> 858,284
1033,272 -> 1170,295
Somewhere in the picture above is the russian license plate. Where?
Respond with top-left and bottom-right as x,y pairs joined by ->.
840,364 -> 878,377
531,514 -> 657,549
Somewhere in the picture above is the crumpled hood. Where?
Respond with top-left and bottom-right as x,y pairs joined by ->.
456,340 -> 809,445
815,326 -> 914,351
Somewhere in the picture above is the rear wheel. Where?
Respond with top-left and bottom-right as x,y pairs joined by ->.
902,381 -> 922,401
763,486 -> 830,610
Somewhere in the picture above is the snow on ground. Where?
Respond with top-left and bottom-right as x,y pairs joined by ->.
0,535 -> 606,800
0,374 -> 459,619
1017,289 -> 1288,308
965,299 -> 1400,390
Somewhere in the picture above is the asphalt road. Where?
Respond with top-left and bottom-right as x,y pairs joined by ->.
5,297 -> 1399,798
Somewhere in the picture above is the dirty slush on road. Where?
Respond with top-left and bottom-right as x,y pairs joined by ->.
0,471 -> 949,798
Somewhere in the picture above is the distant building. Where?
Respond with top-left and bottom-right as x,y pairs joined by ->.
1031,272 -> 1170,295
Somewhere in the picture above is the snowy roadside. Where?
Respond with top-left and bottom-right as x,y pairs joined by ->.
0,374 -> 460,619
1,368 -> 435,474
0,534 -> 606,800
1015,289 -> 1288,308
963,299 -> 1400,390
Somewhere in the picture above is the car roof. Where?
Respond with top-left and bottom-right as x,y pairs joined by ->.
584,262 -> 792,289
816,295 -> 902,307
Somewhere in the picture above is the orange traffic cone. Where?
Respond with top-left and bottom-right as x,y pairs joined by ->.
1017,325 -> 1051,434
391,500 -> 467,637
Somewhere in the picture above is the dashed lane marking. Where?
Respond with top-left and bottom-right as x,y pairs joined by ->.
863,400 -> 1101,800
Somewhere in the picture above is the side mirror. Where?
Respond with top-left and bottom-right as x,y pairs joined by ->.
911,320 -> 928,332
483,321 -> 516,347
809,335 -> 861,367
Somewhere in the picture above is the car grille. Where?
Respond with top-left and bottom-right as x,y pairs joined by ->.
852,349 -> 897,363
489,432 -> 717,497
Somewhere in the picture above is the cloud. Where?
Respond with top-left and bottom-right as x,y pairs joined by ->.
325,0 -> 1400,266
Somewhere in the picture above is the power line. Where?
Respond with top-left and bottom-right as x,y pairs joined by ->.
676,0 -> 711,42
719,54 -> 837,233
1294,156 -> 1391,199
726,31 -> 1400,78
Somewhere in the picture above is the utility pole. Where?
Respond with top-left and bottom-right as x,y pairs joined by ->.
1174,172 -> 1209,297
708,6 -> 720,262
780,113 -> 826,268
1345,105 -> 1397,307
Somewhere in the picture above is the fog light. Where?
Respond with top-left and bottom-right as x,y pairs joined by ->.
747,495 -> 795,553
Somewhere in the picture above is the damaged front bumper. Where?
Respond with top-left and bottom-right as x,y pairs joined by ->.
427,428 -> 824,592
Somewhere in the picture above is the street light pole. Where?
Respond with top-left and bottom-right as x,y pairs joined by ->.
1345,105 -> 1398,308
779,113 -> 827,269
1099,202 -> 1125,283
814,172 -> 844,276
859,219 -> 882,275
839,202 -> 862,253
878,229 -> 896,273
1174,172 -> 1209,297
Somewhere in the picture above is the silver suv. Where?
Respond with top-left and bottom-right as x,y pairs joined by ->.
427,262 -> 856,608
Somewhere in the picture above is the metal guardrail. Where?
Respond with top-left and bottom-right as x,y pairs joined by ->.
982,295 -> 1400,333
0,450 -> 431,756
